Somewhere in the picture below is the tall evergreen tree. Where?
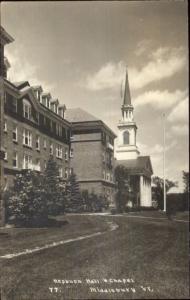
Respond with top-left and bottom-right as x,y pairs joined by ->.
114,165 -> 130,213
44,157 -> 66,215
66,173 -> 83,212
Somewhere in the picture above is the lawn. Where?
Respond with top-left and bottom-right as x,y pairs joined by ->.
0,214 -> 189,299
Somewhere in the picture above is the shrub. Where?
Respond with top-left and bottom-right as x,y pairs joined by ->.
7,170 -> 47,227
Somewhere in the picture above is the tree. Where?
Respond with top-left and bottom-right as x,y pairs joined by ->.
7,170 -> 47,226
66,173 -> 83,212
44,157 -> 66,215
81,189 -> 91,212
114,165 -> 130,213
152,176 -> 178,210
182,171 -> 189,194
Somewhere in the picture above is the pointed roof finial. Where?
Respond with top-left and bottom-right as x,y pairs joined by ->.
123,66 -> 132,106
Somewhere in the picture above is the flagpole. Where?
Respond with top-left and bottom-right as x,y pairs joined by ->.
163,113 -> 166,212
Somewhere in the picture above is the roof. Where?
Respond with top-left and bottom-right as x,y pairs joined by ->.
32,85 -> 43,92
12,81 -> 30,90
116,156 -> 153,176
65,107 -> 117,138
0,26 -> 14,44
123,69 -> 132,106
65,108 -> 99,122
42,92 -> 51,98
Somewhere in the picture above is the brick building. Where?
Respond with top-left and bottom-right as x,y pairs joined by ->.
66,108 -> 116,205
3,79 -> 71,187
0,26 -> 117,217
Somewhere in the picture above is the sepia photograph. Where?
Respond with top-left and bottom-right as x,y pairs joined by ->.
0,1 -> 189,299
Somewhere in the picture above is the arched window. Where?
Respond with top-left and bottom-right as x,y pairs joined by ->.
123,130 -> 129,144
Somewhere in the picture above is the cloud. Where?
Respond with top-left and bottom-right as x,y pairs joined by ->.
171,124 -> 188,136
138,141 -> 176,157
5,47 -> 55,92
167,97 -> 188,123
133,89 -> 187,109
83,47 -> 186,92
85,61 -> 125,91
135,39 -> 152,56
129,47 -> 186,90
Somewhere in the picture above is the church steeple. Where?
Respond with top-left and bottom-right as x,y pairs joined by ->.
116,67 -> 140,160
121,68 -> 134,122
123,69 -> 132,106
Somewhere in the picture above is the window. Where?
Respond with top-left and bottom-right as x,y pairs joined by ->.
50,120 -> 53,132
46,98 -> 50,109
43,139 -> 47,149
12,151 -> 18,168
106,172 -> 110,181
65,150 -> 68,161
12,124 -> 18,142
43,116 -> 46,126
23,154 -> 32,169
4,119 -> 7,132
58,167 -> 63,178
56,123 -> 62,136
23,102 -> 31,120
4,92 -> 7,106
65,168 -> 68,178
50,142 -> 53,155
35,158 -> 41,171
102,152 -> 105,162
70,148 -> 74,158
12,98 -> 17,113
123,130 -> 129,145
56,144 -> 62,158
23,129 -> 32,147
4,151 -> 7,161
36,135 -> 40,150
42,97 -> 46,106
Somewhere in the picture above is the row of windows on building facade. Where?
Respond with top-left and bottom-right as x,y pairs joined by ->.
4,150 -> 71,179
4,93 -> 69,140
4,120 -> 72,160
34,88 -> 65,117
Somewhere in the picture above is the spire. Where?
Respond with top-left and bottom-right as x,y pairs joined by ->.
123,68 -> 132,106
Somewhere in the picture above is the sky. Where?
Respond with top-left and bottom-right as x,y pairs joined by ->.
1,1 -> 189,192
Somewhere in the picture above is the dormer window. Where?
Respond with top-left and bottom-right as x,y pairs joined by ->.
46,98 -> 50,109
58,106 -> 65,119
23,99 -> 31,120
42,97 -> 46,106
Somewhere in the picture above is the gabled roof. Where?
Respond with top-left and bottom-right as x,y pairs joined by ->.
32,85 -> 43,92
42,92 -> 51,98
59,104 -> 66,110
51,99 -> 59,105
0,26 -> 14,44
116,156 -> 153,176
65,108 -> 99,122
12,81 -> 30,90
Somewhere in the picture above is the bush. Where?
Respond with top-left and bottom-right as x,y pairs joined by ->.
7,170 -> 48,227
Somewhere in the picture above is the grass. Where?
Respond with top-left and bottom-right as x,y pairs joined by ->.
0,214 -> 189,299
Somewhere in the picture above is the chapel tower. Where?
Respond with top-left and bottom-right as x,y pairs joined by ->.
116,69 -> 140,160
